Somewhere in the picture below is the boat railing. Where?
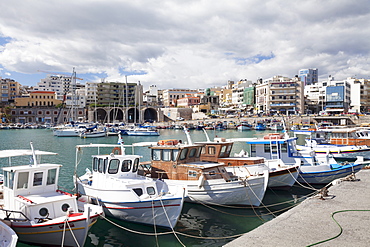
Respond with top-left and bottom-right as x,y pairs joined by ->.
0,208 -> 30,221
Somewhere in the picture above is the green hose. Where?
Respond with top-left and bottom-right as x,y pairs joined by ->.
307,209 -> 370,246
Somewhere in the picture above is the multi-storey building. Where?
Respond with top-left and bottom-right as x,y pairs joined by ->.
231,79 -> 253,107
298,68 -> 318,85
162,89 -> 198,107
177,96 -> 200,107
320,76 -> 351,114
0,78 -> 21,103
94,80 -> 141,107
15,91 -> 62,107
34,74 -> 83,100
347,77 -> 370,113
255,75 -> 304,115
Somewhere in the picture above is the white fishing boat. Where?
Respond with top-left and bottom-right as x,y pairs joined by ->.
0,220 -> 17,247
143,130 -> 268,206
53,127 -> 85,137
0,145 -> 103,247
80,129 -> 107,138
126,127 -> 160,136
75,142 -> 185,229
243,133 -> 370,184
294,130 -> 370,160
198,130 -> 299,189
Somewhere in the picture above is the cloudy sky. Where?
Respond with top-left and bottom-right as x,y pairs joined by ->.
1,0 -> 369,90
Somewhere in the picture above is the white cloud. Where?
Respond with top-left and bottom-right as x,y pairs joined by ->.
1,0 -> 370,89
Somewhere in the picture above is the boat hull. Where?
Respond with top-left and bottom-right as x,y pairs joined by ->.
297,163 -> 364,184
77,184 -> 184,228
165,176 -> 267,206
10,213 -> 99,247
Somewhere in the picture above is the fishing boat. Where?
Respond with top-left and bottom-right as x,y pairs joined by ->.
236,122 -> 252,131
244,133 -> 370,184
75,142 -> 185,229
198,131 -> 299,189
80,128 -> 107,138
294,129 -> 370,159
142,129 -> 268,206
0,220 -> 18,247
126,127 -> 160,136
0,145 -> 103,247
53,127 -> 85,137
254,123 -> 266,131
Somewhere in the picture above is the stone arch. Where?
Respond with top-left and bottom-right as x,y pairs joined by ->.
109,108 -> 124,122
95,108 -> 107,123
143,108 -> 158,122
127,108 -> 139,123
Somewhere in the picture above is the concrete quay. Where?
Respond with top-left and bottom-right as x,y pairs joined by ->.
224,169 -> 370,247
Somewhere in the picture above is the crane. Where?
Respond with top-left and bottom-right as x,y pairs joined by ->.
37,70 -> 84,80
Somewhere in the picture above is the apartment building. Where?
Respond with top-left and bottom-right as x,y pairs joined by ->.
255,75 -> 304,115
0,78 -> 20,103
162,89 -> 198,106
93,81 -> 141,107
298,68 -> 318,85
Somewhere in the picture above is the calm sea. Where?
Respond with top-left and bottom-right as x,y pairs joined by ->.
0,128 -> 313,247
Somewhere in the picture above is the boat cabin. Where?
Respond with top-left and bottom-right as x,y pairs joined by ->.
196,139 -> 265,167
148,143 -> 234,182
2,163 -> 78,222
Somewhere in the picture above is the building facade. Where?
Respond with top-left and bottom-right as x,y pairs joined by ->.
162,89 -> 198,107
298,68 -> 318,85
0,78 -> 21,104
255,76 -> 304,115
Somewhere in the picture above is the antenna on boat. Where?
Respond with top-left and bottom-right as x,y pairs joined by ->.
183,126 -> 193,145
202,128 -> 211,142
281,116 -> 290,139
30,142 -> 38,166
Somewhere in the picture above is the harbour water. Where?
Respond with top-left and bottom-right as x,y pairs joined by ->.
0,128 -> 314,247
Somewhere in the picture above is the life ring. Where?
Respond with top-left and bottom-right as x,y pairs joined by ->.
112,147 -> 121,155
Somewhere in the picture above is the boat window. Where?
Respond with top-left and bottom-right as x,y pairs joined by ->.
209,146 -> 217,155
227,144 -> 232,152
220,145 -> 228,157
122,160 -> 132,172
208,170 -> 216,176
93,157 -> 98,172
250,145 -> 256,157
152,149 -> 161,161
33,172 -> 43,186
133,188 -> 143,196
98,158 -> 104,173
132,158 -> 139,173
17,172 -> 29,189
103,158 -> 108,174
108,159 -> 119,174
163,149 -> 172,161
61,203 -> 70,212
39,208 -> 49,217
196,147 -> 202,158
281,143 -> 287,153
264,144 -> 270,153
189,148 -> 197,158
147,186 -> 156,195
188,170 -> 197,177
47,169 -> 57,185
180,148 -> 188,160
4,171 -> 14,189
173,149 -> 179,161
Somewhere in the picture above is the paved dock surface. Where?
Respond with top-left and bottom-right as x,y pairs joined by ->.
224,169 -> 370,247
